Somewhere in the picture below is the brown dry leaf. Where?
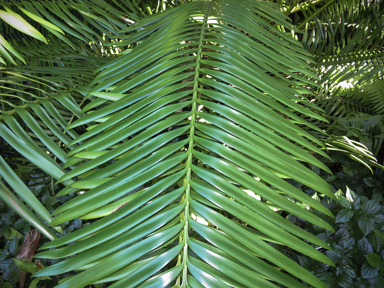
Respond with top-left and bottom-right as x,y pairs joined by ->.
16,230 -> 41,288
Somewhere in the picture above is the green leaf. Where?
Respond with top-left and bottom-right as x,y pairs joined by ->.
358,216 -> 375,235
362,200 -> 381,215
9,237 -> 19,255
0,183 -> 56,240
0,7 -> 47,44
12,259 -> 38,274
335,209 -> 354,223
0,155 -> 53,224
358,237 -> 373,255
4,228 -> 21,241
362,115 -> 383,132
339,197 -> 352,210
28,278 -> 40,288
372,193 -> 383,202
335,228 -> 349,243
0,224 -> 11,239
0,35 -> 25,63
336,274 -> 354,288
342,265 -> 356,279
28,276 -> 52,288
14,4 -> 64,35
365,253 -> 381,268
361,262 -> 379,279
0,43 -> 16,65
371,230 -> 384,252
4,261 -> 21,285
363,177 -> 379,188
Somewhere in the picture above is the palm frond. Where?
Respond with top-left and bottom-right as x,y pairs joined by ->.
0,180 -> 57,240
0,0 -> 142,65
298,0 -> 383,58
30,1 -> 337,287
317,50 -> 384,88
313,73 -> 384,156
291,0 -> 384,89
0,54 -> 100,235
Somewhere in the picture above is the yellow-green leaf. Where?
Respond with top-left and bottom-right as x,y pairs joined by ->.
0,8 -> 47,43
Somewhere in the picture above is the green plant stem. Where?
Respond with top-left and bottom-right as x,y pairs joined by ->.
179,3 -> 211,287
0,98 -> 52,121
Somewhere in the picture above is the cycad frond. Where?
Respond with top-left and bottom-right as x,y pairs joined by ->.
0,0 -> 139,64
31,1 -> 336,287
339,75 -> 384,115
314,73 -> 384,156
316,50 -> 384,88
0,54 -> 103,236
293,0 -> 384,89
299,0 -> 383,59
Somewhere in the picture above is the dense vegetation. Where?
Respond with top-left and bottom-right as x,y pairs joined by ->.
0,0 -> 383,287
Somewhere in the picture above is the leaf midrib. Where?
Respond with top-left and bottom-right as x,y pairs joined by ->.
180,2 -> 212,287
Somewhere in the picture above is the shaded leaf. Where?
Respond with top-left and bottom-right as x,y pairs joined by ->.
358,216 -> 375,235
12,259 -> 38,274
361,262 -> 379,279
364,253 -> 381,268
335,209 -> 354,223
